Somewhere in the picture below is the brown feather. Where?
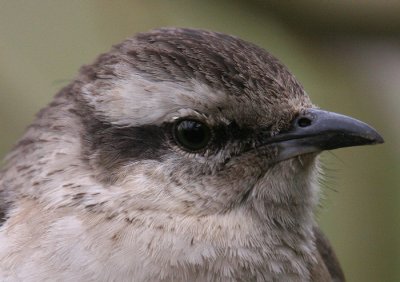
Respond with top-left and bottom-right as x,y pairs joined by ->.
312,226 -> 346,282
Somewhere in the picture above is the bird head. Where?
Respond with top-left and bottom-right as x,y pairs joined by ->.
66,28 -> 383,219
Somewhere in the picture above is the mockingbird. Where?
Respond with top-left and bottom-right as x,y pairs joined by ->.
0,28 -> 383,281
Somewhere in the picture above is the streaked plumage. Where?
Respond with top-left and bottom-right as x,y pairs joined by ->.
0,28 -> 382,281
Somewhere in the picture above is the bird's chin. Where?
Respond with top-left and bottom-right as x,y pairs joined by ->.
273,151 -> 319,168
295,152 -> 320,165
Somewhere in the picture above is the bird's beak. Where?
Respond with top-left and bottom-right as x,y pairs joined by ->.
267,108 -> 384,161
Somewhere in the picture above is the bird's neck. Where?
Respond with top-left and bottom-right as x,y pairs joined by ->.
104,158 -> 320,280
246,155 -> 320,231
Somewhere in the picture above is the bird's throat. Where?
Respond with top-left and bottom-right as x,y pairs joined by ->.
248,155 -> 320,229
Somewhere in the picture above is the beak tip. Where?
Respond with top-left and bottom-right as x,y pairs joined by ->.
363,124 -> 384,145
372,133 -> 384,144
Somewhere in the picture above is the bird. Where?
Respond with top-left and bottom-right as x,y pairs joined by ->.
0,28 -> 383,282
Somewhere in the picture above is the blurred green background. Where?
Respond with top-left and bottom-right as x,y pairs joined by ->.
0,1 -> 398,281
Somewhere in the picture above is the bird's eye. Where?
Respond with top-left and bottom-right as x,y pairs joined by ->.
173,119 -> 211,152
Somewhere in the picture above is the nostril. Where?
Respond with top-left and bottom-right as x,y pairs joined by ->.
297,117 -> 312,128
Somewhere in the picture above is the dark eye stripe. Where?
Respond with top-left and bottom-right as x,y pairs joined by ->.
82,113 -> 260,183
83,117 -> 168,181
